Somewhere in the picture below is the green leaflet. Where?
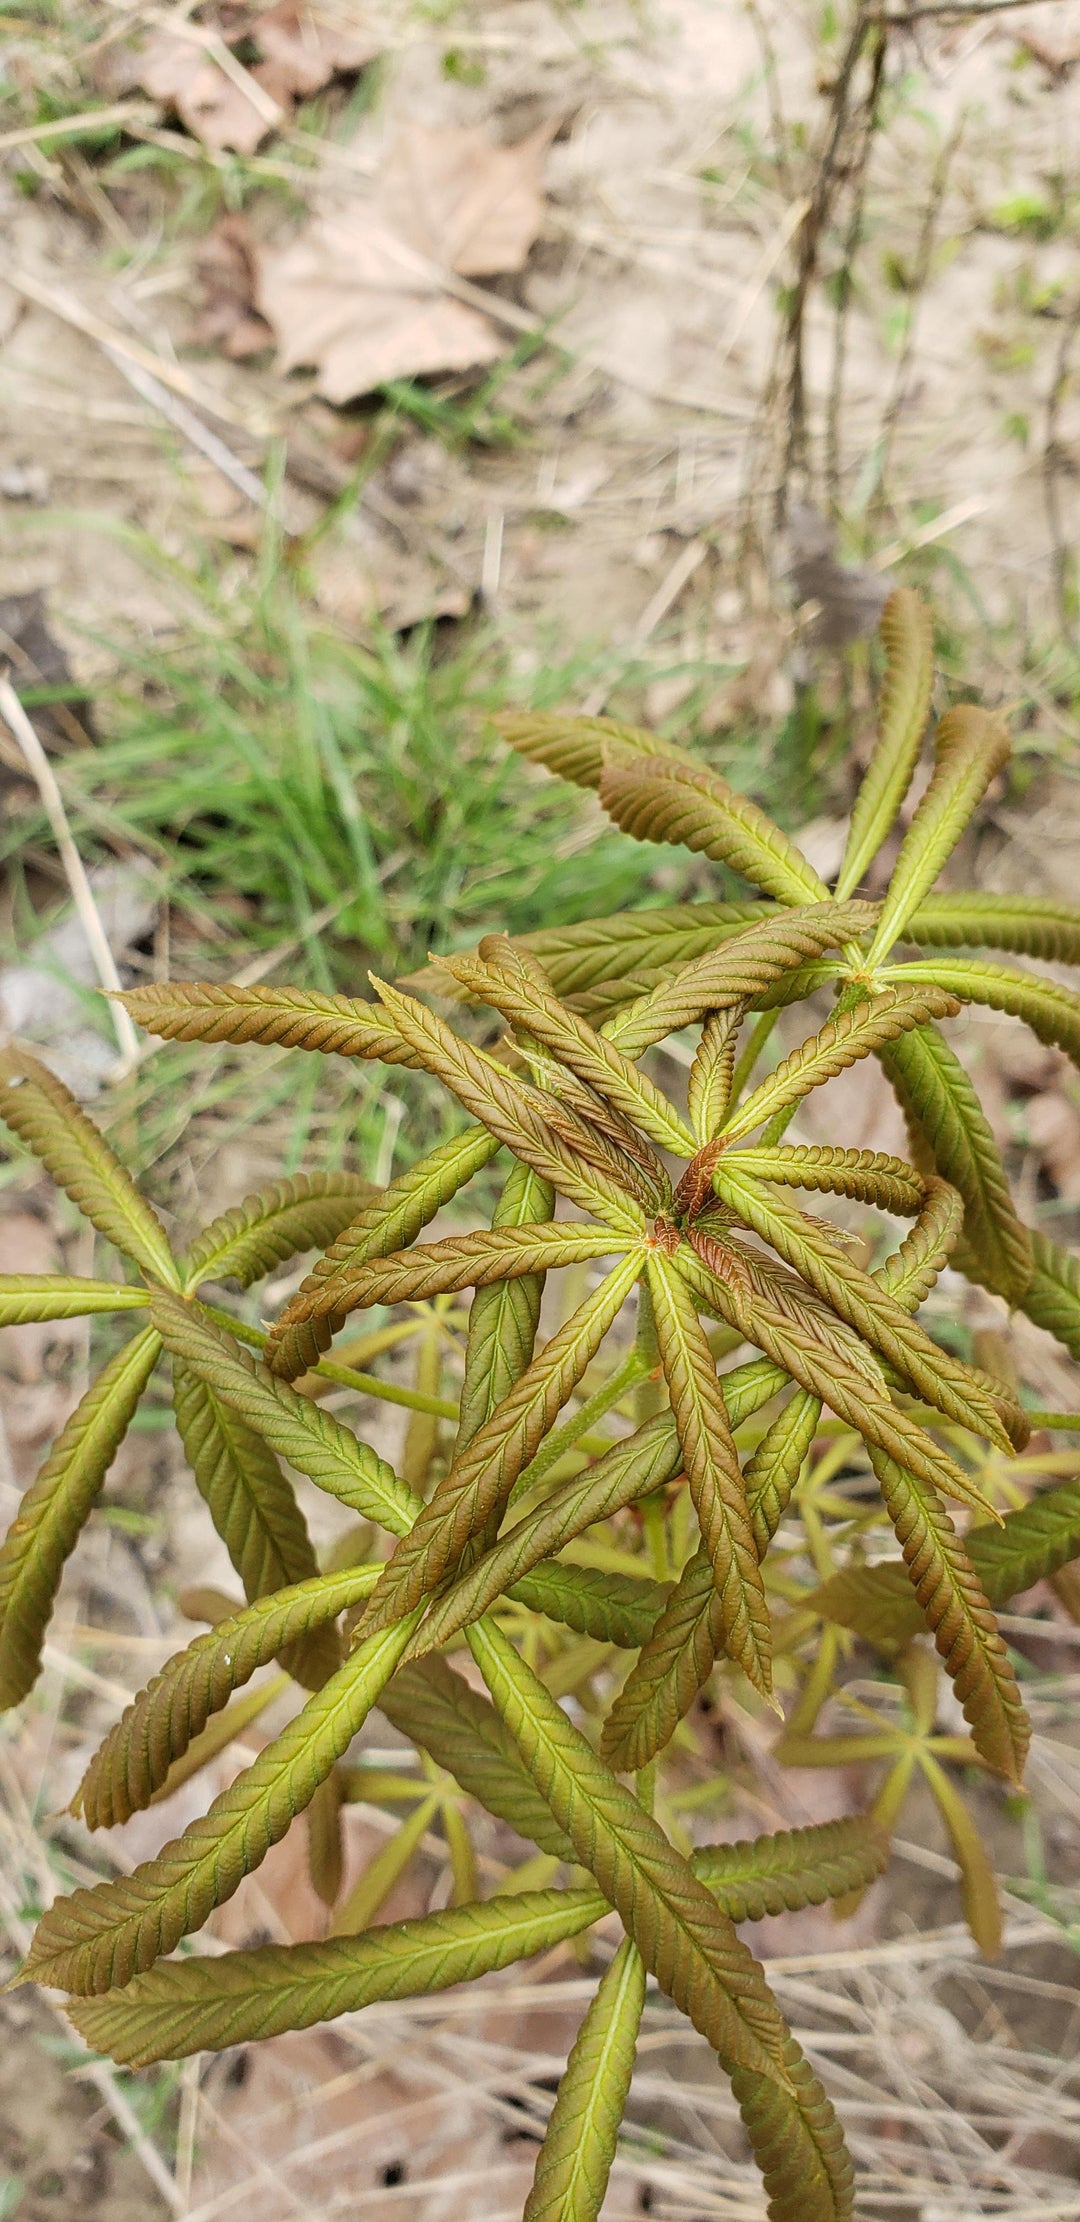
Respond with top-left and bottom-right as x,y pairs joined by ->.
726,1145 -> 925,1217
67,1887 -> 608,2067
512,1560 -> 670,1647
495,707 -> 692,789
183,1173 -> 377,1291
721,985 -> 960,1144
358,1251 -> 643,1636
523,1936 -> 645,2222
409,1412 -> 687,1658
600,1379 -> 812,1772
715,1166 -> 1012,1452
816,1470 -> 1080,1644
866,1443 -> 1029,1782
75,1566 -> 380,1829
731,2037 -> 853,2222
905,891 -> 1080,966
21,1611 -> 420,1997
892,956 -> 1080,1071
692,1816 -> 888,1920
835,587 -> 934,900
865,704 -> 1012,966
455,1161 -> 554,1458
379,1656 -> 576,1860
272,1223 -> 628,1320
264,1124 -> 501,1377
369,977 -> 647,1237
646,1253 -> 773,1700
494,901 -> 779,998
677,1236 -> 986,1513
0,1277 -> 148,1323
120,979 -> 419,1065
447,950 -> 698,1157
877,1174 -> 963,1308
602,904 -> 875,1059
689,1008 -> 740,1143
305,1768 -> 346,1909
0,1051 -> 179,1288
170,1359 -> 330,1683
879,1026 -> 1033,1304
0,1327 -> 160,1710
149,1290 -> 420,1538
469,1616 -> 793,2085
1022,1227 -> 1080,1359
598,753 -> 829,908
743,1388 -> 822,1557
599,1544 -> 718,1773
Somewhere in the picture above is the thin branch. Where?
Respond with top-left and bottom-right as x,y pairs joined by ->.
0,677 -> 141,1075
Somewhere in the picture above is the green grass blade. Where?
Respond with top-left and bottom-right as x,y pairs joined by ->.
0,1327 -> 160,1709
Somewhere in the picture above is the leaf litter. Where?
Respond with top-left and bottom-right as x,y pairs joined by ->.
256,121 -> 552,400
137,3 -> 378,156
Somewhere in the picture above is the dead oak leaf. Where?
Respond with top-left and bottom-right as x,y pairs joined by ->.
256,122 -> 550,402
138,26 -> 282,155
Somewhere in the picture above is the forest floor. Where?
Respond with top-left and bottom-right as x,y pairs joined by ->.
2,1 -> 1080,2216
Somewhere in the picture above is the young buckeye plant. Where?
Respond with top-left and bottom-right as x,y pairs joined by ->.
4,590 -> 1080,2222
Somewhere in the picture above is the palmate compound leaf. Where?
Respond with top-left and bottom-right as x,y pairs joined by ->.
645,1250 -> 774,1701
444,947 -> 698,1157
118,979 -> 422,1064
835,587 -> 934,901
0,1278 -> 149,1324
599,902 -> 877,1059
0,1050 -> 179,1288
182,1172 -> 377,1290
597,750 -> 830,907
719,984 -> 961,1145
148,1290 -> 420,1539
523,1935 -> 645,2222
170,1360 -> 333,1690
864,705 -> 1012,968
0,1327 -> 160,1710
714,1165 -> 1014,1452
469,1619 -> 854,2222
265,1123 -> 501,1379
357,1249 -> 645,1637
74,1565 -> 381,1829
21,1609 -> 422,1996
62,1815 -> 887,2071
879,1023 -> 1033,1304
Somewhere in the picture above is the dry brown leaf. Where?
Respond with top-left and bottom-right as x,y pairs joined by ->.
138,28 -> 279,156
256,122 -> 549,401
193,216 -> 274,358
252,1 -> 378,97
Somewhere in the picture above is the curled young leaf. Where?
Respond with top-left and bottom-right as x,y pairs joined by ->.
880,1025 -> 1033,1304
865,704 -> 1011,966
598,753 -> 829,907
